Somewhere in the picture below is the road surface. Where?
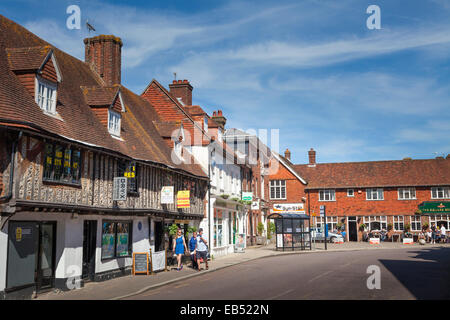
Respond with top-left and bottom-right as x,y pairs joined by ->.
124,246 -> 450,300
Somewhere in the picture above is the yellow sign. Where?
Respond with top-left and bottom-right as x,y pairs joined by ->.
175,220 -> 190,224
177,190 -> 190,208
16,227 -> 22,242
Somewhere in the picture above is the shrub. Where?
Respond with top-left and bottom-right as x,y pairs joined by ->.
257,222 -> 265,236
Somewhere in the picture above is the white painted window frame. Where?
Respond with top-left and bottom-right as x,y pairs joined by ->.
431,187 -> 450,199
35,76 -> 57,114
319,189 -> 336,202
270,180 -> 286,200
398,187 -> 416,200
108,109 -> 121,137
366,188 -> 384,200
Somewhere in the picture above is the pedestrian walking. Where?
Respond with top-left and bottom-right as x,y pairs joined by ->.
189,231 -> 198,269
173,229 -> 188,271
196,228 -> 209,271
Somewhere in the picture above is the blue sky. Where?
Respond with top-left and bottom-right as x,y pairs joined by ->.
1,0 -> 450,163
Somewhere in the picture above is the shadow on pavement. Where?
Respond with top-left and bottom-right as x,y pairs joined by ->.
379,246 -> 450,300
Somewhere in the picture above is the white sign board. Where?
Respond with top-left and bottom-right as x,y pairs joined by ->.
151,250 -> 166,272
161,186 -> 174,204
113,177 -> 127,201
277,234 -> 283,248
369,238 -> 380,244
273,203 -> 305,213
403,238 -> 414,245
251,201 -> 259,210
242,192 -> 253,201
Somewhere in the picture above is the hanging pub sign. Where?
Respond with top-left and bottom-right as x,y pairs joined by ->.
251,201 -> 259,210
177,190 -> 190,208
161,186 -> 174,204
418,201 -> 450,214
242,192 -> 253,201
113,177 -> 127,201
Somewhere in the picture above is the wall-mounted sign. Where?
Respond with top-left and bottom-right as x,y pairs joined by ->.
251,201 -> 259,210
161,186 -> 174,204
113,177 -> 127,201
177,190 -> 190,208
16,227 -> 22,242
242,192 -> 253,201
418,201 -> 450,214
273,203 -> 304,213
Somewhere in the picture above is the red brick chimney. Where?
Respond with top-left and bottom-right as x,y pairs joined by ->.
211,109 -> 226,130
84,35 -> 123,86
284,148 -> 291,160
308,148 -> 316,165
169,79 -> 193,106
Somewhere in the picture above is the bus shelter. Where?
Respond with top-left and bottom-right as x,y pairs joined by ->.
268,213 -> 312,251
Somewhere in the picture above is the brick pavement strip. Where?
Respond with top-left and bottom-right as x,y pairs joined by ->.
34,242 -> 447,300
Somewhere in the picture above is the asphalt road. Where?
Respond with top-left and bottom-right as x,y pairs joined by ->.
124,246 -> 450,300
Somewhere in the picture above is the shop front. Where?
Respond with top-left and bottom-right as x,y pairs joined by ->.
419,201 -> 450,229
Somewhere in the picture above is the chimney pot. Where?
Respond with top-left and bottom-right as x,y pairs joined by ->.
308,148 -> 316,165
183,79 -> 188,83
284,148 -> 291,160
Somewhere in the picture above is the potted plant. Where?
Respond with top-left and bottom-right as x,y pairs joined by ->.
387,223 -> 393,232
359,223 -> 366,232
231,197 -> 239,202
422,222 -> 429,231
168,223 -> 179,237
256,222 -> 265,244
220,194 -> 230,199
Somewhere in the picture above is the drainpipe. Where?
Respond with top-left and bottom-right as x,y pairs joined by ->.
0,131 -> 22,230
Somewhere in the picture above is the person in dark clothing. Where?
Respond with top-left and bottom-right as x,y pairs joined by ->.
431,223 -> 437,244
189,231 -> 198,269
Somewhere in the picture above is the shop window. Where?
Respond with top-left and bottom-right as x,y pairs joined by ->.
43,143 -> 82,184
394,216 -> 404,231
363,216 -> 387,231
101,221 -> 132,260
214,217 -> 223,247
411,216 -> 421,231
118,161 -> 138,194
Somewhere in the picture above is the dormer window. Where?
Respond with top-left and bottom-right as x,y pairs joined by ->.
108,109 -> 121,137
35,77 -> 57,114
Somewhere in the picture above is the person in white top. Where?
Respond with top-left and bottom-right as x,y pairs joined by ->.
440,224 -> 447,243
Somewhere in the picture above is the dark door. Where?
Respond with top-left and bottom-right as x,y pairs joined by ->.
36,222 -> 56,291
349,220 -> 357,241
154,221 -> 163,252
82,220 -> 97,281
7,221 -> 39,290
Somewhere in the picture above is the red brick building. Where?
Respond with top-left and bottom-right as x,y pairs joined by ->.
293,148 -> 450,241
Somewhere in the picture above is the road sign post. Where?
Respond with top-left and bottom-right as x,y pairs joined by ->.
320,205 -> 327,250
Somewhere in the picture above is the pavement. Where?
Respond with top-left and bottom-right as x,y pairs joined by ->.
34,241 -> 449,300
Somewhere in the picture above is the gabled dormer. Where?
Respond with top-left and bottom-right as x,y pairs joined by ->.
6,46 -> 62,116
81,85 -> 125,139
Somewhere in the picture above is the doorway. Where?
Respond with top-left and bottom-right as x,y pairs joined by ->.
6,221 -> 56,292
82,220 -> 97,281
154,221 -> 164,252
348,217 -> 358,241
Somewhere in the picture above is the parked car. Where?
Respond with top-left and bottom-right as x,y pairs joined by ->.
311,227 -> 344,243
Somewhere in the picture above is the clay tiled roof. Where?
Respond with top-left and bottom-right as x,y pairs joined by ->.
293,158 -> 450,189
6,45 -> 51,71
184,105 -> 206,116
153,120 -> 180,138
81,85 -> 119,106
0,15 -> 207,179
